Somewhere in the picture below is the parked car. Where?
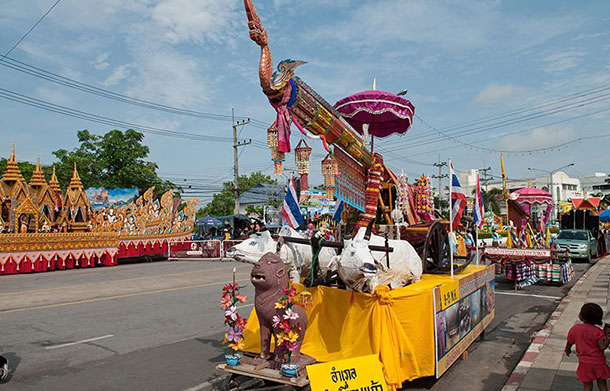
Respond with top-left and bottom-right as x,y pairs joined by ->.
555,229 -> 599,263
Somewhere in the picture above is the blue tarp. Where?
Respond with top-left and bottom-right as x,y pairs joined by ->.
600,209 -> 610,223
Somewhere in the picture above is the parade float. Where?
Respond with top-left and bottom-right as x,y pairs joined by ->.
481,187 -> 572,289
0,144 -> 197,275
213,2 -> 496,390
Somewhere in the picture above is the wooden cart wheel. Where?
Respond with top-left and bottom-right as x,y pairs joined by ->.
421,221 -> 450,272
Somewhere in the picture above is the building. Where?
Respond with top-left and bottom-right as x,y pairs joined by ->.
580,172 -> 610,196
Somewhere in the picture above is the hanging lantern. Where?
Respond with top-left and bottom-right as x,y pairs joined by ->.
268,125 -> 284,175
267,126 -> 278,148
321,154 -> 338,200
294,139 -> 312,175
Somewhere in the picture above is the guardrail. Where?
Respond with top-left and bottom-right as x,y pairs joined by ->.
168,240 -> 244,261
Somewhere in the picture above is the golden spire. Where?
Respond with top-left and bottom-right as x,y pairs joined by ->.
2,141 -> 25,182
49,166 -> 61,192
69,162 -> 83,189
30,154 -> 46,187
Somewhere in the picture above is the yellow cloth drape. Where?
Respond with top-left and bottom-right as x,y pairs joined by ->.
241,266 -> 486,389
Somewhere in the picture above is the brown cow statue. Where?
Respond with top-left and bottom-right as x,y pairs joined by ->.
251,252 -> 313,369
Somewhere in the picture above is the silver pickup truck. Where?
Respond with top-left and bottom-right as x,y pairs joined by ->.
555,229 -> 599,263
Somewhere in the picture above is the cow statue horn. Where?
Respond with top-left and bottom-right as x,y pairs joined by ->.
364,219 -> 375,240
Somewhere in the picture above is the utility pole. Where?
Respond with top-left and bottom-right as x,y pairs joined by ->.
432,160 -> 448,214
232,108 -> 251,214
478,167 -> 492,192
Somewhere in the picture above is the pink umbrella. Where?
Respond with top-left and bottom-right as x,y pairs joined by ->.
513,187 -> 553,223
333,90 -> 415,138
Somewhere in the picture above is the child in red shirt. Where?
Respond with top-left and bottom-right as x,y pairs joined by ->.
566,303 -> 610,391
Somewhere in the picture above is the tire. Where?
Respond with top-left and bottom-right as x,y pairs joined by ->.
0,355 -> 8,381
587,253 -> 592,264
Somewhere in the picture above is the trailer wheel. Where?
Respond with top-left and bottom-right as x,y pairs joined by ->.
421,221 -> 450,272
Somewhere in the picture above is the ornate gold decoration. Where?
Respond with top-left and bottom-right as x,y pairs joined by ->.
29,155 -> 46,187
0,232 -> 119,253
49,166 -> 61,193
1,142 -> 24,182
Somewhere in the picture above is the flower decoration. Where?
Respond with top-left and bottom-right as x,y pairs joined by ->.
221,282 -> 248,352
274,285 -> 304,363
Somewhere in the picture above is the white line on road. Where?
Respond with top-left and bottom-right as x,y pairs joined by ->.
44,334 -> 114,350
236,303 -> 254,309
496,291 -> 562,300
183,375 -> 223,391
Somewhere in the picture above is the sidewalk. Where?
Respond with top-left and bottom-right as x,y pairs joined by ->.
503,255 -> 610,391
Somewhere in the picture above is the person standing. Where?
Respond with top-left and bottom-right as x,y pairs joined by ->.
566,303 -> 610,391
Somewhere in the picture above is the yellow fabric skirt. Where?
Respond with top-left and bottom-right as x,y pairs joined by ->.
242,265 -> 486,389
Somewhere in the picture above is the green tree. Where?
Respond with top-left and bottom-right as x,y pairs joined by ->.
52,129 -> 174,194
473,188 -> 503,215
197,171 -> 277,217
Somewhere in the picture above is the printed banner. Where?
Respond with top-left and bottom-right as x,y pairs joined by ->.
434,266 -> 496,377
86,187 -> 139,210
483,248 -> 551,258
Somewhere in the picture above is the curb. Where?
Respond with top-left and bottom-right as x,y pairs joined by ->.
501,259 -> 603,391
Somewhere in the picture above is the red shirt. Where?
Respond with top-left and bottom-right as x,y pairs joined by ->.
567,323 -> 607,364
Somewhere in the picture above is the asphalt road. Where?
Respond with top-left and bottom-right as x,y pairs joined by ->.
0,258 -> 593,391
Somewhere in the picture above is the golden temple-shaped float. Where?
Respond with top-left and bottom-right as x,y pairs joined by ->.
0,144 -> 197,274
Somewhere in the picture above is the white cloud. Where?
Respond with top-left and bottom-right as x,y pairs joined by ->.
474,84 -> 532,105
103,64 -> 132,87
92,52 -> 110,71
126,49 -> 212,107
149,0 -> 240,44
542,49 -> 587,73
309,0 -> 580,55
36,87 -> 72,106
495,124 -> 579,151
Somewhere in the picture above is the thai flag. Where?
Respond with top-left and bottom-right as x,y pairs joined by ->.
473,172 -> 485,229
521,230 -> 527,248
282,177 -> 304,229
450,162 -> 467,230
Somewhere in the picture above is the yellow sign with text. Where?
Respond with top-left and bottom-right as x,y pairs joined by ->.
307,355 -> 388,391
439,279 -> 460,310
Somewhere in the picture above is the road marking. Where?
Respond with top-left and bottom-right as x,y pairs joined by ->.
0,278 -> 250,314
495,291 -> 562,300
45,334 -> 114,350
183,375 -> 223,391
1,264 -> 251,296
236,303 -> 254,309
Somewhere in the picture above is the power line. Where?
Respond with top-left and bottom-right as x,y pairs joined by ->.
0,0 -> 62,63
0,87 -> 263,144
383,83 -> 610,148
0,56 -> 271,126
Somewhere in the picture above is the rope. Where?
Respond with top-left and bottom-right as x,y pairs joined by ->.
306,237 -> 326,286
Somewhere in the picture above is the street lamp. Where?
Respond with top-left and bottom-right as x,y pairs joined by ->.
527,163 -> 575,221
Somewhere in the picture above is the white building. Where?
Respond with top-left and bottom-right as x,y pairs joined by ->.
458,170 -> 581,205
580,172 -> 610,196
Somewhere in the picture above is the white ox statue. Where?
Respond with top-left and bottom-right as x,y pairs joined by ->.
225,226 -> 336,281
333,227 -> 423,293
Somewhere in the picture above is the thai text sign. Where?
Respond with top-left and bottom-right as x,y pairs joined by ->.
307,354 -> 388,391
483,248 -> 551,258
434,265 -> 496,377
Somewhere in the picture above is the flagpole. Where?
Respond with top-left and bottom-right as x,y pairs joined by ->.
475,170 -> 480,266
449,157 -> 454,279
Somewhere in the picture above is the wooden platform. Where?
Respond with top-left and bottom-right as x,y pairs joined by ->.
216,362 -> 309,388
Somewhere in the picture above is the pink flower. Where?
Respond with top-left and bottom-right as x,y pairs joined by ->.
224,306 -> 237,321
272,315 -> 282,327
283,308 -> 299,321
220,297 -> 232,310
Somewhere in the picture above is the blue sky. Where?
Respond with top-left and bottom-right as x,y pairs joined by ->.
1,0 -> 610,203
